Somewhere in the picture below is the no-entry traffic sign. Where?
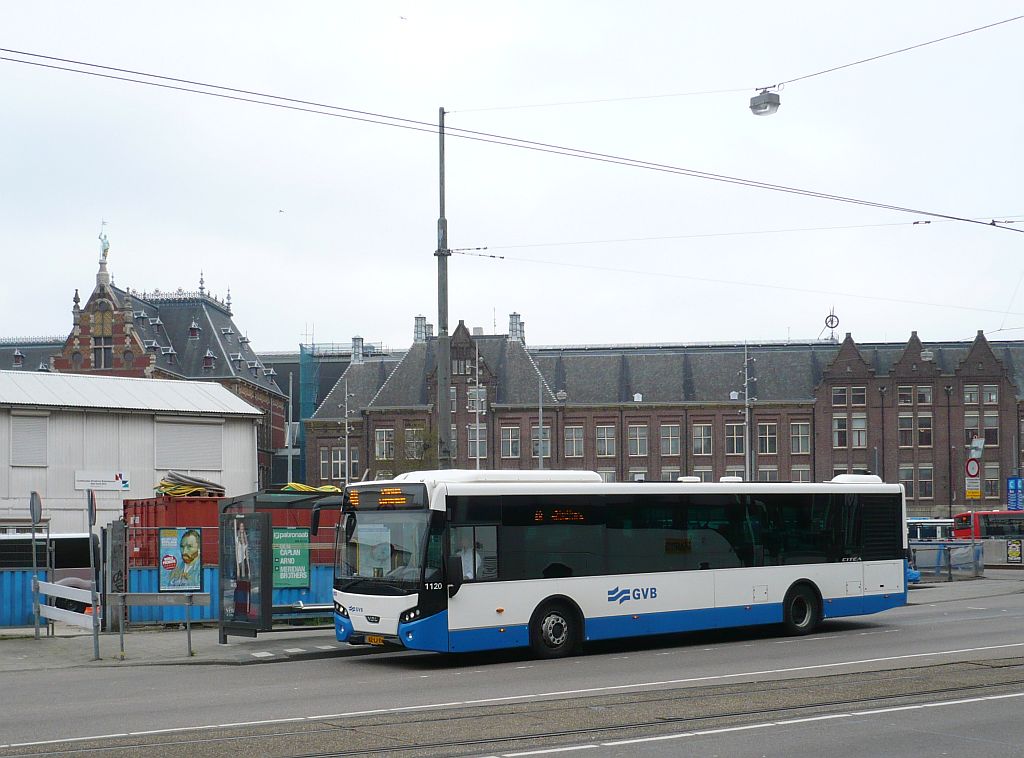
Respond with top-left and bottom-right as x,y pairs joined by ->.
966,458 -> 981,478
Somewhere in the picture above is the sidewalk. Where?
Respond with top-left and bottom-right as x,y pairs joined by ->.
3,572 -> 1023,672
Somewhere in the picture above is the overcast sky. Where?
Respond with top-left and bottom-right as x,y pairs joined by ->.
3,2 -> 1022,353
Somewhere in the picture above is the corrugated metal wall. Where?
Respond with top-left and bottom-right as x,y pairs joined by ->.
0,569 -> 48,627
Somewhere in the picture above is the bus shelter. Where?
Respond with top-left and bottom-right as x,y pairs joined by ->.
218,491 -> 341,643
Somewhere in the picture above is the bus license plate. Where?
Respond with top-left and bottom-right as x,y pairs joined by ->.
366,635 -> 385,646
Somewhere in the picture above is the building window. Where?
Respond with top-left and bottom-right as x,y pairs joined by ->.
659,424 -> 680,456
758,423 -> 777,455
833,465 -> 849,479
984,463 -> 1000,498
598,468 -> 616,483
629,468 -> 647,482
405,427 -> 425,460
531,425 -> 551,459
501,427 -> 521,458
919,465 -> 933,499
898,414 -> 914,447
965,412 -> 980,445
832,387 -> 847,406
349,448 -> 360,480
468,423 -> 487,460
564,425 -> 584,458
917,413 -> 932,447
319,447 -> 330,481
899,465 -> 914,498
596,425 -> 616,457
660,466 -> 680,481
692,423 -> 712,456
451,424 -> 459,459
851,414 -> 867,448
467,387 -> 487,413
452,359 -> 468,376
725,465 -> 745,480
726,423 -> 745,455
790,422 -> 810,454
757,466 -> 778,482
628,425 -> 648,457
964,384 -> 979,404
983,385 -> 998,404
331,447 -> 344,479
791,465 -> 811,483
694,467 -> 712,482
832,416 -> 848,448
898,386 -> 913,405
917,385 -> 932,405
851,386 -> 866,406
449,385 -> 457,407
375,428 -> 395,460
984,412 -> 999,446
92,336 -> 113,369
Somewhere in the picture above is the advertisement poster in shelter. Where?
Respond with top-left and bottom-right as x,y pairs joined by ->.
158,527 -> 203,591
220,513 -> 271,629
273,528 -> 310,588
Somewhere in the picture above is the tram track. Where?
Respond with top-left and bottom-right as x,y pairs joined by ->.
4,657 -> 1023,758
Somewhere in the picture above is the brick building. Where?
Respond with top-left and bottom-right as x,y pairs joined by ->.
0,239 -> 286,486
306,315 -> 1024,518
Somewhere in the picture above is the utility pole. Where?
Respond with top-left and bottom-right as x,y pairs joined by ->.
743,343 -> 753,481
286,372 -> 293,483
436,106 -> 453,469
475,342 -> 481,470
538,378 -> 544,470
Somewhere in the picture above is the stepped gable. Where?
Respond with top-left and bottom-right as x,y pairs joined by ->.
955,330 -> 1012,383
886,331 -> 941,379
821,332 -> 876,381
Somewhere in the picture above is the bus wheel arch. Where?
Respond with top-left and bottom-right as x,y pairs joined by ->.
782,581 -> 822,635
528,596 -> 583,658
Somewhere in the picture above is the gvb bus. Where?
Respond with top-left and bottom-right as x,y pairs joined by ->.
332,470 -> 908,658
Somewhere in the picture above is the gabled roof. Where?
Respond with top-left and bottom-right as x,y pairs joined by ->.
0,370 -> 262,416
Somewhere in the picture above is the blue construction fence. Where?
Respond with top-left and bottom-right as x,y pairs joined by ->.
127,565 -> 334,623
0,569 -> 49,627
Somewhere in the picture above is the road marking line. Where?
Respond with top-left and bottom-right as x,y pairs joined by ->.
217,718 -> 305,728
14,642 -> 1024,749
250,651 -> 274,658
316,645 -> 337,650
284,648 -> 306,653
504,745 -> 599,756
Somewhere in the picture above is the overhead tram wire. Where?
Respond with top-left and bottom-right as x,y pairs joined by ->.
2,50 -> 1022,235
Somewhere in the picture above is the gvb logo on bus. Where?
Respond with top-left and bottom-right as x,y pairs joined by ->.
607,586 -> 658,604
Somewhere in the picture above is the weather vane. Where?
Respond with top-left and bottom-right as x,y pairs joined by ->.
825,308 -> 839,340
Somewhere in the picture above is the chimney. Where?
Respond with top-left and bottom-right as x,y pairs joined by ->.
414,316 -> 427,343
508,312 -> 525,343
472,326 -> 484,337
352,336 -> 364,365
426,323 -> 434,339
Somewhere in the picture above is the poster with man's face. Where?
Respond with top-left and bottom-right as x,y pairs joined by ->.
159,527 -> 203,591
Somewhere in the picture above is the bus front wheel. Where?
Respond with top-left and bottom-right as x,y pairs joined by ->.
529,601 -> 579,658
782,584 -> 820,635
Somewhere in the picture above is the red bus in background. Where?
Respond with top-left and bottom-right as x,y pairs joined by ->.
952,510 -> 1024,539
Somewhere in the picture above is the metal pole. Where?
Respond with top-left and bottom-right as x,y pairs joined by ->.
436,106 -> 453,469
744,343 -> 751,481
344,378 -> 351,488
475,343 -> 480,470
287,372 -> 294,483
31,520 -> 39,640
538,379 -> 544,470
945,385 -> 953,518
87,490 -> 100,661
185,594 -> 194,657
118,596 -> 125,659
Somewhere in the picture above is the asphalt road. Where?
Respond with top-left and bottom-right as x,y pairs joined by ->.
3,589 -> 1024,757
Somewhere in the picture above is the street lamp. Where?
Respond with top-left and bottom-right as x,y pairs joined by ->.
749,88 -> 781,116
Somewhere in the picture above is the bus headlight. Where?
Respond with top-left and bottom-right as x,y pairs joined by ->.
399,607 -> 421,624
334,602 -> 349,618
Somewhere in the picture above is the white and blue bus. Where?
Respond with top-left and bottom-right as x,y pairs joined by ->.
332,471 -> 907,658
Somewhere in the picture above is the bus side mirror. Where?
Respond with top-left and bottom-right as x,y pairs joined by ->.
446,556 -> 463,597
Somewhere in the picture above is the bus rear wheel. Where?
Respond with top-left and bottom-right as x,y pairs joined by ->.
782,584 -> 820,635
529,601 -> 579,658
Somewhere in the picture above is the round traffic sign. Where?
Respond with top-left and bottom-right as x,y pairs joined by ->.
965,458 -> 981,478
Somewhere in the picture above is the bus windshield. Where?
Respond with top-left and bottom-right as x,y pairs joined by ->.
335,510 -> 436,593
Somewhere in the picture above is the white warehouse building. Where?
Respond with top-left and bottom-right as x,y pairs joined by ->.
0,370 -> 262,532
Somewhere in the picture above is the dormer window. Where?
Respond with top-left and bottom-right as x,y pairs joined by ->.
133,310 -> 147,320
221,327 -> 235,343
263,367 -> 277,377
143,340 -> 159,351
247,361 -> 260,370
12,349 -> 24,368
239,335 -> 250,345
37,362 -> 49,372
149,317 -> 163,327
203,349 -> 216,370
163,347 -> 177,365
188,320 -> 201,339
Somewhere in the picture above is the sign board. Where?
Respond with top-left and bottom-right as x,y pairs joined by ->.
158,527 -> 203,591
29,491 -> 42,525
1008,539 -> 1023,565
272,528 -> 310,588
1008,477 -> 1023,511
966,478 -> 982,500
75,471 -> 130,491
969,436 -> 985,460
87,490 -> 97,527
965,458 -> 981,479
